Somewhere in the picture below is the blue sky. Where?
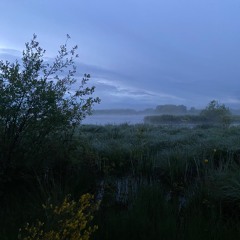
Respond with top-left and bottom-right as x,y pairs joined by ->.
0,0 -> 240,109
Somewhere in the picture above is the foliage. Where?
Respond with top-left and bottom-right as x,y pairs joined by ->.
200,100 -> 231,126
208,166 -> 240,202
2,124 -> 240,239
155,104 -> 187,115
145,100 -> 232,126
0,34 -> 100,171
18,193 -> 99,240
96,185 -> 178,240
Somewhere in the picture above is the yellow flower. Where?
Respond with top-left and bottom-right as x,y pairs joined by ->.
19,194 -> 99,240
204,159 -> 209,164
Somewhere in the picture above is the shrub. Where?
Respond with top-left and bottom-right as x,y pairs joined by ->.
200,100 -> 231,126
18,193 -> 99,240
0,34 -> 100,173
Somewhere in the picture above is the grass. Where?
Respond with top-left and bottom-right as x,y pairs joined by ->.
1,124 -> 240,239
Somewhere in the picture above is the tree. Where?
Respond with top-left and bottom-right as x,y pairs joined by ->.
200,100 -> 231,126
155,104 -> 187,115
0,34 -> 100,173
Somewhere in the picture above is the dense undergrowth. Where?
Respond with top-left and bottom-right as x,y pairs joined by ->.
1,124 -> 240,239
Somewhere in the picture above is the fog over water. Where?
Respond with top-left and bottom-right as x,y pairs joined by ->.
82,114 -> 146,125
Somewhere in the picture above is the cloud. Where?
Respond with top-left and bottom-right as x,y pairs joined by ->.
92,76 -> 184,109
223,98 -> 240,106
1,46 -> 240,110
0,48 -> 21,56
0,48 -> 22,62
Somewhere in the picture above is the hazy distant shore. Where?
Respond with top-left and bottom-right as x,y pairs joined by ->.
82,112 -> 240,126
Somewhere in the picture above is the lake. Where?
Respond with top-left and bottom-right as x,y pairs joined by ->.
82,114 -> 240,126
82,114 -> 146,125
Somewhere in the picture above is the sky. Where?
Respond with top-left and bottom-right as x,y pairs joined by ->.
0,0 -> 240,110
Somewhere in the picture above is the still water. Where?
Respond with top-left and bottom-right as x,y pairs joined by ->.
82,114 -> 240,126
82,114 -> 146,125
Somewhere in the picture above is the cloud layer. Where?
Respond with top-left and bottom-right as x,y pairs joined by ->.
1,0 -> 240,109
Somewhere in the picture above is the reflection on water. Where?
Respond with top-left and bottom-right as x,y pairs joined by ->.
82,114 -> 146,125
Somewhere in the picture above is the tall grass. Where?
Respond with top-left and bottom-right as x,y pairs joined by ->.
1,124 -> 240,239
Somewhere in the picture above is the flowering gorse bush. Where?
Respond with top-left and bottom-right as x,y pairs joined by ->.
18,193 -> 99,240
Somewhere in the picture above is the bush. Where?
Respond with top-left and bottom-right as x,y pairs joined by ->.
18,193 -> 99,240
200,100 -> 231,126
0,34 -> 100,174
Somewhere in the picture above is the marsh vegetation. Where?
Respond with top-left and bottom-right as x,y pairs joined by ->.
1,123 -> 240,239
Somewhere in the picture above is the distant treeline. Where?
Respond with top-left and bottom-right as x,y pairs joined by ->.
144,101 -> 240,126
92,108 -> 155,115
93,104 -> 240,116
92,105 -> 198,115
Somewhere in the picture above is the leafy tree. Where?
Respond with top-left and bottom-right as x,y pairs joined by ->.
0,34 -> 100,173
200,100 -> 231,126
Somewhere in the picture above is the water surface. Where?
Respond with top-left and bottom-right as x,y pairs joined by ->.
82,114 -> 146,125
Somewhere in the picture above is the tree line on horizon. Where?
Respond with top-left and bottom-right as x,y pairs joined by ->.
93,102 -> 240,116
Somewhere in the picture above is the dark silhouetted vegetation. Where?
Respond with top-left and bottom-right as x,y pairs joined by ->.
144,100 -> 234,127
0,34 -> 100,179
155,104 -> 187,115
2,122 -> 240,239
200,100 -> 231,126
